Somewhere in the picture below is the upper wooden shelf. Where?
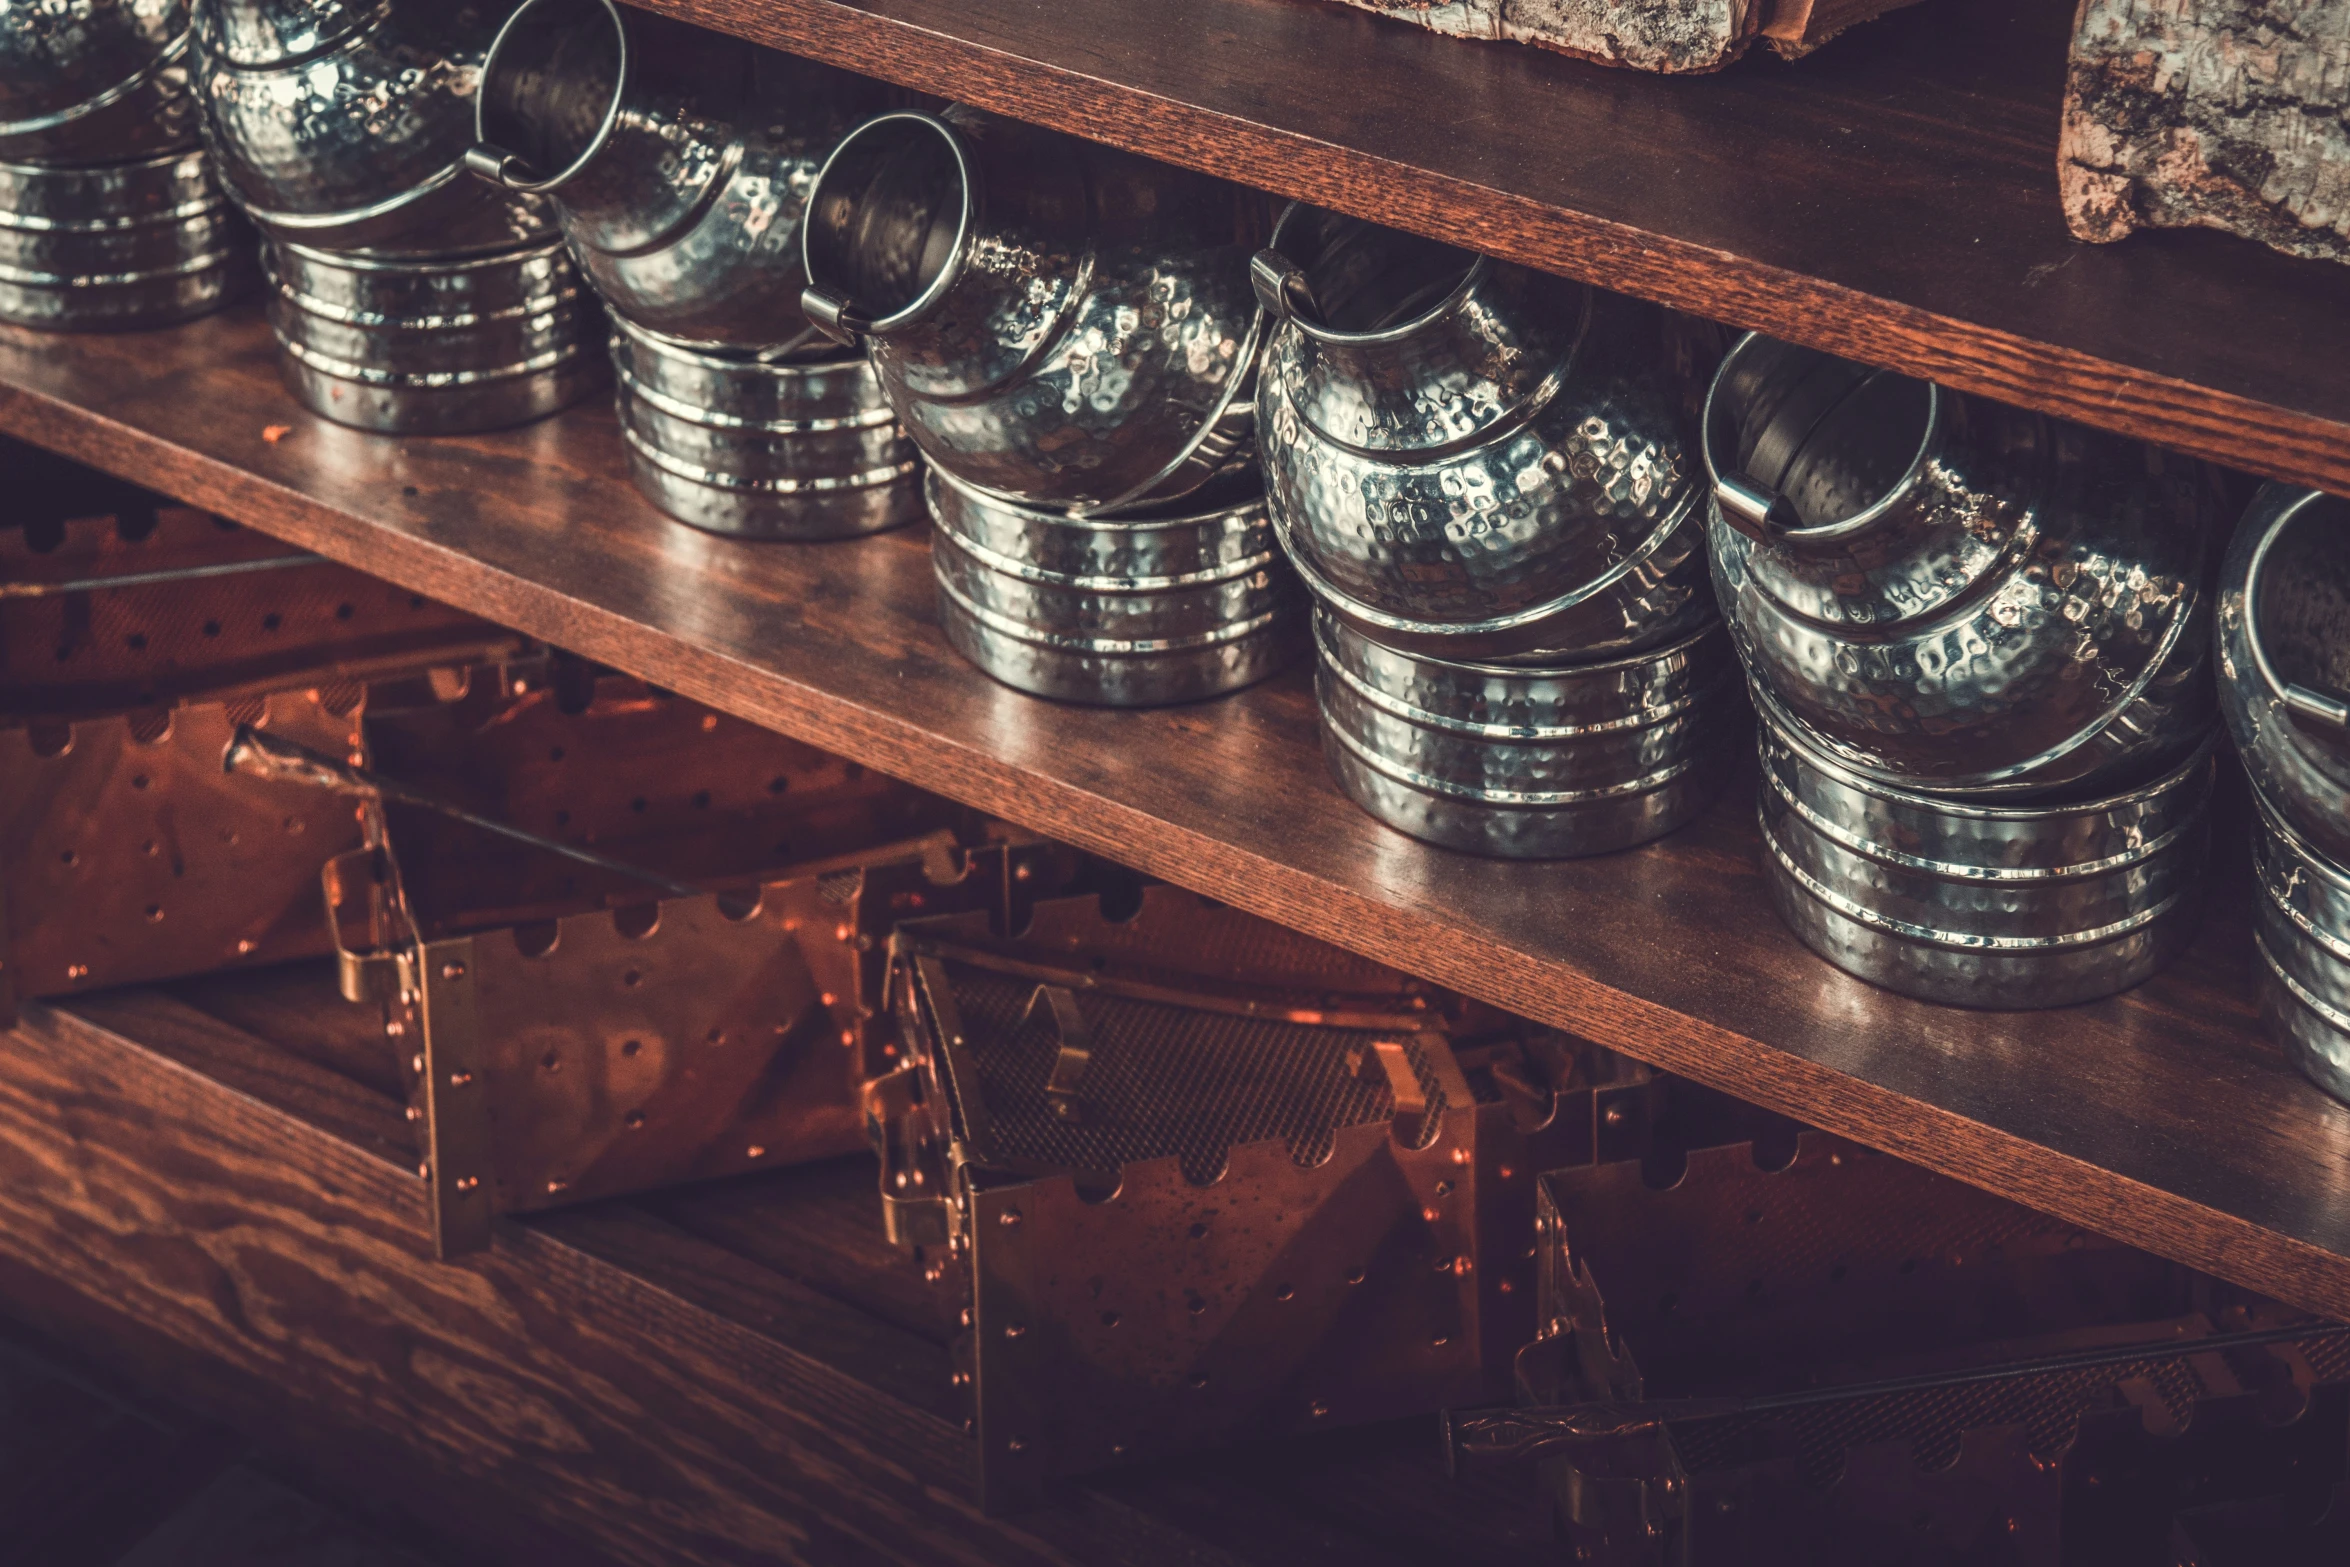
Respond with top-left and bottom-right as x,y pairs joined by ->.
2,307 -> 2347,1328
636,0 -> 2350,496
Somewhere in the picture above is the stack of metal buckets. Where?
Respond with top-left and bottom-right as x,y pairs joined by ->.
188,0 -> 603,431
1703,333 -> 2231,1008
0,0 -> 248,330
2219,487 -> 2350,1100
794,106 -> 1300,700
1250,207 -> 1740,856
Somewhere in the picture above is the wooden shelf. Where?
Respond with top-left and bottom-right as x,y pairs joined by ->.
0,962 -> 1555,1565
3,306 -> 2346,1328
633,0 -> 2350,497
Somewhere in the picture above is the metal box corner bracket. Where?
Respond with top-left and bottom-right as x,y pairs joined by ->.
1472,1133 -> 2350,1567
874,883 -> 1615,1510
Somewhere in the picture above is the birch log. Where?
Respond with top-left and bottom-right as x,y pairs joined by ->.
1324,0 -> 1921,74
2061,0 -> 2350,265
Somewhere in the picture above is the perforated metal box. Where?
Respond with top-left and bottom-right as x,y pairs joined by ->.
871,882 -> 1647,1508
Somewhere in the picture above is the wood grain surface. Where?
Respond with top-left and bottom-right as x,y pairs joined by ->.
620,0 -> 2350,495
0,307 -> 2343,1327
0,965 -> 1559,1565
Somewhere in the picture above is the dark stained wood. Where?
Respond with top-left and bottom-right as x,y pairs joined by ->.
0,305 -> 2345,1331
0,966 -> 1559,1566
625,0 -> 2350,495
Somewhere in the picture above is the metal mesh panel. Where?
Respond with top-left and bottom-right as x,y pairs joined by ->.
944,959 -> 1447,1182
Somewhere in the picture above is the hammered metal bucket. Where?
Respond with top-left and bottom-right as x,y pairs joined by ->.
0,149 -> 251,330
801,106 -> 1263,515
1707,332 -> 2225,800
1316,609 -> 1739,858
263,235 -> 606,433
1255,204 -> 1716,663
2252,786 -> 2350,1107
928,466 -> 1303,706
471,0 -> 882,350
193,0 -> 544,253
612,315 -> 921,540
1757,705 -> 2215,1009
2219,484 -> 2350,867
0,0 -> 197,162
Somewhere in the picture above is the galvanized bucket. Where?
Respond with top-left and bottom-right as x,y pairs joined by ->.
928,466 -> 1303,706
0,149 -> 250,330
611,314 -> 921,540
1757,705 -> 2215,1008
1316,609 -> 1740,858
263,236 -> 606,433
2252,787 -> 2350,1106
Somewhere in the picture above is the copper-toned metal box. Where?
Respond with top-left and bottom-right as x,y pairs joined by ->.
870,881 -> 1650,1508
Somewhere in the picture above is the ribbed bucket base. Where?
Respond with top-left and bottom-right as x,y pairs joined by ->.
2251,791 -> 2350,1105
1757,711 -> 2215,1010
0,148 -> 251,333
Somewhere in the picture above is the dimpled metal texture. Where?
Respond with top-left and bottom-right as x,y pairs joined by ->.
0,0 -> 198,161
928,466 -> 1304,706
611,314 -> 920,540
193,0 -> 544,253
1706,332 -> 2226,800
1315,608 -> 1741,858
475,3 -> 885,350
0,150 -> 252,330
264,235 -> 607,433
1257,205 -> 1714,662
2252,787 -> 2350,1106
801,106 -> 1263,515
2218,485 -> 2350,866
1757,704 -> 2215,1009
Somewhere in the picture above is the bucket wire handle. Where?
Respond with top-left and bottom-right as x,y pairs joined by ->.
463,143 -> 541,189
800,286 -> 874,347
2244,505 -> 2350,750
1248,251 -> 1319,322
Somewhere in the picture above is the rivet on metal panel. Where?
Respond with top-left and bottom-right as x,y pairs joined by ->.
746,1145 -> 766,1159
440,961 -> 465,980
447,1071 -> 473,1087
999,1209 -> 1023,1228
405,1107 -> 421,1123
1005,1322 -> 1026,1338
454,1176 -> 479,1193
1006,1437 -> 1025,1452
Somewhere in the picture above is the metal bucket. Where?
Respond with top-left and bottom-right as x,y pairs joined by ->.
1316,609 -> 1739,858
262,236 -> 606,433
610,315 -> 921,540
2251,788 -> 2350,1106
928,466 -> 1303,706
1257,204 -> 1717,663
1705,332 -> 2225,800
0,149 -> 250,330
2219,484 -> 2350,866
1757,705 -> 2215,1008
0,1 -> 197,163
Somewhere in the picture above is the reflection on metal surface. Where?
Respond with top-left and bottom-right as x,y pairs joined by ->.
2253,786 -> 2350,1109
1257,204 -> 1717,662
611,315 -> 920,540
0,150 -> 250,332
472,0 -> 884,350
2220,484 -> 2350,867
1756,703 -> 2215,1009
927,465 -> 1304,706
875,882 -> 1639,1509
802,106 -> 1265,515
0,0 -> 197,162
1506,1131 -> 2342,1566
262,236 -> 607,434
1315,608 -> 1741,858
1704,332 -> 2226,800
193,0 -> 545,253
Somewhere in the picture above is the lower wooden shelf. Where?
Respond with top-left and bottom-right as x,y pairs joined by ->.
0,306 -> 2345,1332
0,962 -> 1554,1566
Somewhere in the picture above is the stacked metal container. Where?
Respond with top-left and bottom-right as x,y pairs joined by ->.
795,106 -> 1302,703
0,0 -> 250,330
190,0 -> 603,431
2217,485 -> 2350,1101
1702,333 -> 2230,1007
463,0 -> 919,536
1252,205 -> 1740,856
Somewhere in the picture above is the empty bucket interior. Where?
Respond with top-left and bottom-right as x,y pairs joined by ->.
2257,492 -> 2350,699
1275,210 -> 1476,335
804,116 -> 968,322
479,0 -> 626,185
1710,339 -> 1933,531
